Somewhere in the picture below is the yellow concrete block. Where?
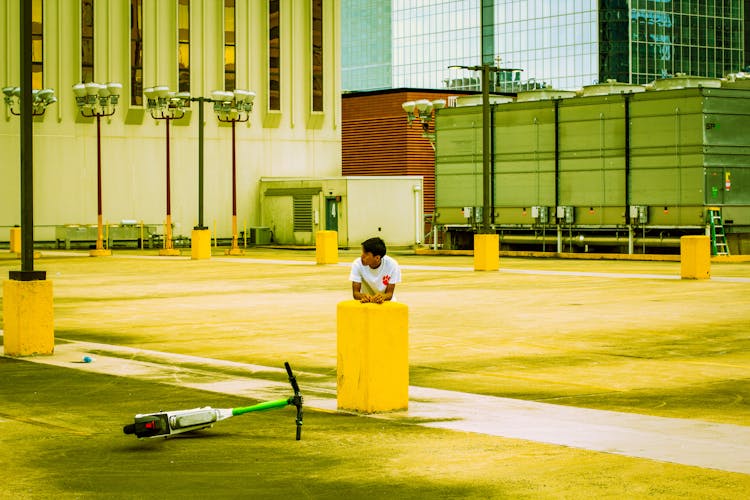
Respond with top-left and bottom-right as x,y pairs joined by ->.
680,235 -> 710,279
316,230 -> 338,264
191,229 -> 212,260
9,227 -> 21,253
474,233 -> 500,271
337,300 -> 408,412
3,279 -> 54,356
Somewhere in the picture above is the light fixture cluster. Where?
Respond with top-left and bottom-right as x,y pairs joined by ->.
2,86 -> 57,115
401,98 -> 446,126
72,82 -> 122,115
143,86 -> 191,119
210,89 -> 255,122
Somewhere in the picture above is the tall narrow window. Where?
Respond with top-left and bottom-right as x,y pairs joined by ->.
269,0 -> 280,110
31,0 -> 43,89
178,0 -> 190,92
224,0 -> 236,91
82,0 -> 94,83
131,0 -> 143,105
311,0 -> 323,112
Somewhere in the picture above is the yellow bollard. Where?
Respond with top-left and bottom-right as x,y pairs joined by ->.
3,278 -> 54,356
191,228 -> 212,260
337,300 -> 408,412
474,233 -> 499,271
9,227 -> 21,253
316,230 -> 338,264
8,227 -> 40,258
680,235 -> 710,279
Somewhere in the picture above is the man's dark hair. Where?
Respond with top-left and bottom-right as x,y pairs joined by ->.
362,237 -> 387,257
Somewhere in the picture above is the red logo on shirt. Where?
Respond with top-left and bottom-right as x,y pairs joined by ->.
382,275 -> 390,286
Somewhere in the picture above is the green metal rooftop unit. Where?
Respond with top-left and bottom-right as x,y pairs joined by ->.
433,76 -> 750,253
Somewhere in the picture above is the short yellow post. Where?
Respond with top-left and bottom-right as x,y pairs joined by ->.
191,228 -> 212,260
159,215 -> 181,256
680,235 -> 711,279
9,227 -> 21,253
337,300 -> 408,412
3,279 -> 54,356
316,230 -> 338,264
474,233 -> 499,271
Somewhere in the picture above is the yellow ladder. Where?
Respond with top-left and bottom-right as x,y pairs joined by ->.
707,207 -> 729,256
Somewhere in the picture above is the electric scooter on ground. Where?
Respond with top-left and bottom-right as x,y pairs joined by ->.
123,362 -> 303,440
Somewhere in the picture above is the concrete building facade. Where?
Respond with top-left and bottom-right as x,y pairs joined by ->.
1,0 -> 341,244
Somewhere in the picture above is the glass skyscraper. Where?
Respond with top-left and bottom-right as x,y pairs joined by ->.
614,0 -> 744,84
341,0 -> 393,91
391,0 -> 483,89
490,0 -> 599,89
342,0 -> 747,92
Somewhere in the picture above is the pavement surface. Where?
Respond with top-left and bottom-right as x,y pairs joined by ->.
1,247 -> 749,498
8,335 -> 750,475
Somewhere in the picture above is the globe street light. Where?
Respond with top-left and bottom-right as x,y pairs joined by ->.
3,85 -> 57,116
401,98 -> 446,148
144,85 -> 190,256
211,88 -> 255,255
3,85 -> 56,272
73,81 -> 122,256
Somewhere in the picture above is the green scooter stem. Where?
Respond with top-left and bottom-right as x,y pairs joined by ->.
232,398 -> 290,416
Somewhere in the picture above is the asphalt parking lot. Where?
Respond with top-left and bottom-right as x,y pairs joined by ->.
1,247 -> 749,498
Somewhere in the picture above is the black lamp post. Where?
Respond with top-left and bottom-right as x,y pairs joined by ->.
2,84 -> 56,278
0,1 -> 55,358
448,64 -> 499,233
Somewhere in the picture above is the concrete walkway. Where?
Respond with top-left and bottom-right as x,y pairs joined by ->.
7,334 -> 749,475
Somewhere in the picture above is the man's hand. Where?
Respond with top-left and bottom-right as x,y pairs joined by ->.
353,281 -> 393,304
359,294 -> 385,304
359,294 -> 386,304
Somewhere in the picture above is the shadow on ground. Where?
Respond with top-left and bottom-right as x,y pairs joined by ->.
1,358 -> 749,499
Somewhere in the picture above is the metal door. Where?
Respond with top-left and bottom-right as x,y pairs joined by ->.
325,197 -> 338,231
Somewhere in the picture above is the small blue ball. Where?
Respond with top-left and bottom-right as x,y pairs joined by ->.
83,356 -> 93,363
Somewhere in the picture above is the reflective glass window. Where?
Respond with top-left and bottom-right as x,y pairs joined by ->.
224,0 -> 235,91
269,0 -> 280,109
32,0 -> 42,89
312,0 -> 323,111
82,0 -> 94,83
178,0 -> 190,93
131,0 -> 143,106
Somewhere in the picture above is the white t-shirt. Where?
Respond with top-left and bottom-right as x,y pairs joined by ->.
349,255 -> 401,296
